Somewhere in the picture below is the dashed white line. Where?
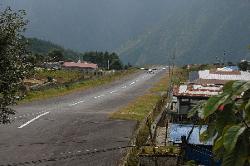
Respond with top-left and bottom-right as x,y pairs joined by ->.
18,112 -> 50,129
130,82 -> 135,85
110,90 -> 117,94
70,100 -> 85,106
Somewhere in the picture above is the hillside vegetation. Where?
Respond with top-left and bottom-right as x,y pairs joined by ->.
27,38 -> 79,61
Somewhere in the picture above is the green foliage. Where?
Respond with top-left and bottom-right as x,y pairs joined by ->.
0,8 -> 31,123
171,68 -> 188,85
190,81 -> 250,166
27,37 -> 79,61
185,160 -> 198,166
34,69 -> 86,84
22,69 -> 137,103
82,51 -> 124,70
47,49 -> 64,62
238,61 -> 249,71
47,76 -> 53,82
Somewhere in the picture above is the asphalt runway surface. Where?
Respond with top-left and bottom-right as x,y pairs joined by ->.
0,68 -> 167,166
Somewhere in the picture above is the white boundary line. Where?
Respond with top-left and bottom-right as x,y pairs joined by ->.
18,112 -> 50,129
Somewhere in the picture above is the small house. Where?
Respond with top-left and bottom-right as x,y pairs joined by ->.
62,61 -> 98,72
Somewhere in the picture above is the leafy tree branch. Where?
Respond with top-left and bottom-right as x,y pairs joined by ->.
0,7 -> 31,123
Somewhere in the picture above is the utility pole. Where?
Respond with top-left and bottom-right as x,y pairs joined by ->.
107,60 -> 110,70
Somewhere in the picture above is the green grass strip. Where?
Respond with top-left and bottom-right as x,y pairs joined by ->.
21,69 -> 138,103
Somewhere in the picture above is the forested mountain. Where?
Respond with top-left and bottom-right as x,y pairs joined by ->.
27,38 -> 124,69
118,0 -> 250,65
27,38 -> 79,60
1,0 -> 250,65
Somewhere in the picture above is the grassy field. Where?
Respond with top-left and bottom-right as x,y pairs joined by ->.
110,72 -> 170,121
34,69 -> 87,83
21,69 -> 138,103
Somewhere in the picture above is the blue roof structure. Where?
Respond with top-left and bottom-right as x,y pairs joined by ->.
168,123 -> 213,145
224,66 -> 239,71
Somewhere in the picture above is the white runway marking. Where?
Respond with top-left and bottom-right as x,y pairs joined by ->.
69,100 -> 85,106
18,112 -> 50,129
130,82 -> 135,85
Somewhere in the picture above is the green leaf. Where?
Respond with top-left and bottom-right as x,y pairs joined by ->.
244,99 -> 250,121
203,94 -> 230,119
222,135 -> 249,166
187,101 -> 205,118
223,81 -> 235,92
213,136 -> 223,152
223,125 -> 246,153
188,106 -> 198,118
233,82 -> 250,97
199,123 -> 216,142
232,81 -> 247,91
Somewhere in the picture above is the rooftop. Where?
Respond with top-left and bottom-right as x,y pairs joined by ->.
192,79 -> 228,85
199,70 -> 250,81
173,84 -> 223,97
63,61 -> 98,69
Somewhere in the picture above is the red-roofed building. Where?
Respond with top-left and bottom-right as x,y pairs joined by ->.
62,61 -> 98,71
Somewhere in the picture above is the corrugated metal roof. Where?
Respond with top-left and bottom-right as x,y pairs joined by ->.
193,79 -> 228,85
173,84 -> 223,97
167,123 -> 213,145
63,62 -> 98,69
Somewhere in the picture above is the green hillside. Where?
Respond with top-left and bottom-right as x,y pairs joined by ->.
27,38 -> 79,60
118,0 -> 250,65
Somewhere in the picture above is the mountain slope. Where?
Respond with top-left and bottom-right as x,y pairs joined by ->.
2,0 -> 250,65
1,0 -> 171,52
27,38 -> 79,60
118,0 -> 250,65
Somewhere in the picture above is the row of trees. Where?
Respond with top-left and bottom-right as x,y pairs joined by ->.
27,50 -> 127,70
82,51 -> 125,70
238,60 -> 250,71
26,49 -> 65,65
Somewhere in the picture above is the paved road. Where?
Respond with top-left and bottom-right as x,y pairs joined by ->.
0,68 -> 166,166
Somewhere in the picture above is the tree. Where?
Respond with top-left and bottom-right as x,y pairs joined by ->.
82,51 -> 124,70
189,81 -> 250,166
0,8 -> 30,124
238,61 -> 248,71
33,53 -> 45,65
109,52 -> 123,70
47,49 -> 64,62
